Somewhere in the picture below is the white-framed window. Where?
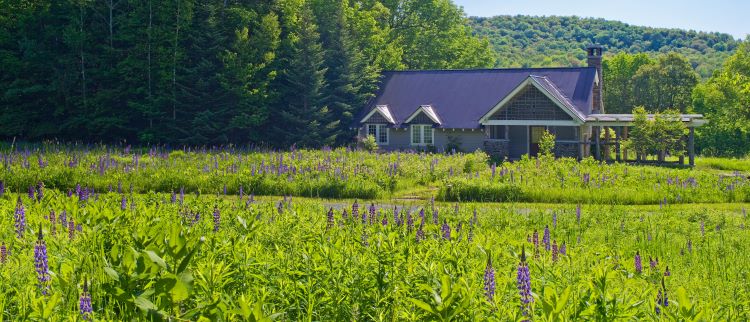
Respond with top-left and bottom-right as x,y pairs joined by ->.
488,125 -> 507,140
366,124 -> 389,145
410,124 -> 434,145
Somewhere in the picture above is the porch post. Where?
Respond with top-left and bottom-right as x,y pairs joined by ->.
688,127 -> 695,166
594,126 -> 601,161
615,127 -> 621,162
622,126 -> 629,161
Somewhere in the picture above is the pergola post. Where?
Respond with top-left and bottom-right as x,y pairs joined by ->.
615,127 -> 621,162
622,126 -> 629,161
688,127 -> 695,166
594,126 -> 601,161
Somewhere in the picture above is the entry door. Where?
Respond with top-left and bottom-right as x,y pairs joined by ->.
529,126 -> 545,157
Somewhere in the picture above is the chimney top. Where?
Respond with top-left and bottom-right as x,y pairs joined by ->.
586,44 -> 603,57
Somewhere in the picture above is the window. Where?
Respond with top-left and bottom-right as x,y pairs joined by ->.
551,126 -> 578,141
366,124 -> 389,145
488,125 -> 507,140
411,125 -> 434,145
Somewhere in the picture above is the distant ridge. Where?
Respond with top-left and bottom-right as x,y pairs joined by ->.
468,15 -> 741,78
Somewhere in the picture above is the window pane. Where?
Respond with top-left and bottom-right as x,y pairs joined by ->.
412,125 -> 420,144
555,126 -> 577,140
490,125 -> 506,139
368,125 -> 377,137
424,126 -> 433,144
378,125 -> 388,143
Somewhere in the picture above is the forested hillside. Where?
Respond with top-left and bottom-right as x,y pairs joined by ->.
469,15 -> 742,78
0,0 -> 494,146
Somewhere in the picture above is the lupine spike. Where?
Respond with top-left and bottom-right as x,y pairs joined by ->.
517,247 -> 533,317
80,279 -> 93,321
326,208 -> 334,230
543,225 -> 551,251
635,251 -> 643,274
483,252 -> 495,302
213,206 -> 221,232
14,198 -> 26,239
34,226 -> 50,295
441,219 -> 451,240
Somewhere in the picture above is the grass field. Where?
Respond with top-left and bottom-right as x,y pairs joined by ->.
1,145 -> 749,320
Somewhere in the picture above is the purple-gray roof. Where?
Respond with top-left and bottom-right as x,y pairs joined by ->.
356,67 -> 597,129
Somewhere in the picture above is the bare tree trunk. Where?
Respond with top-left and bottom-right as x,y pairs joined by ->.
80,3 -> 87,109
147,0 -> 153,128
172,0 -> 180,120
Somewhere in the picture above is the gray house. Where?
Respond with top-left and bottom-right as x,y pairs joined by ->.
354,46 -> 706,164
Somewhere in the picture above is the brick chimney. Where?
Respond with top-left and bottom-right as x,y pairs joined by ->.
587,45 -> 604,113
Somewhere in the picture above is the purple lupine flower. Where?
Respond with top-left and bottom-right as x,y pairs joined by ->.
484,254 -> 496,302
369,203 -> 376,225
361,230 -> 369,247
635,251 -> 642,274
69,219 -> 75,240
239,185 -> 243,200
655,289 -> 663,315
179,187 -> 185,205
49,211 -> 56,237
552,212 -> 557,228
327,208 -> 334,230
441,220 -> 451,240
700,221 -> 705,237
28,185 -> 35,200
277,201 -> 284,215
60,210 -> 68,228
419,208 -> 425,220
416,218 -> 425,242
171,191 -> 176,204
34,228 -> 50,295
36,182 -> 44,201
517,248 -> 533,317
407,211 -> 414,231
664,266 -> 671,276
560,242 -> 567,255
532,230 -> 539,250
0,180 -> 4,196
213,207 -> 221,232
342,209 -> 348,221
0,242 -> 7,264
14,198 -> 26,239
473,208 -> 478,225
432,208 -> 439,225
223,185 -> 227,195
121,196 -> 127,210
79,280 -> 93,321
543,225 -> 551,251
551,240 -> 559,262
192,212 -> 201,226
576,204 -> 581,224
650,257 -> 658,270
352,200 -> 359,220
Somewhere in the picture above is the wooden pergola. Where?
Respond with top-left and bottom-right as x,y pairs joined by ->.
585,114 -> 708,166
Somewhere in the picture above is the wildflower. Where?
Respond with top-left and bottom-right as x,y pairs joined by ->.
635,251 -> 643,274
576,204 -> 581,224
560,242 -> 567,255
28,185 -> 35,200
36,182 -> 44,201
69,219 -> 76,240
368,204 -> 376,224
213,207 -> 221,232
484,254 -> 496,302
473,208 -> 478,225
171,191 -> 176,204
277,201 -> 284,215
0,180 -> 4,196
552,212 -> 557,228
80,280 -> 93,321
416,218 -> 425,242
327,208 -> 334,230
352,200 -> 359,220
432,208 -> 440,225
60,210 -> 68,228
382,215 -> 388,226
14,198 -> 26,239
179,187 -> 185,205
341,209 -> 348,221
121,196 -> 127,210
517,248 -> 533,317
441,220 -> 451,240
552,240 -> 559,262
532,230 -> 539,249
49,211 -> 56,236
543,225 -> 551,251
34,228 -> 50,295
700,221 -> 705,237
664,266 -> 671,277
650,257 -> 658,269
0,242 -> 7,264
361,230 -> 369,247
407,211 -> 414,231
655,289 -> 663,315
239,185 -> 243,200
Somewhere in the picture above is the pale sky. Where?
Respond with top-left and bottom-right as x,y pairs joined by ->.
453,0 -> 749,40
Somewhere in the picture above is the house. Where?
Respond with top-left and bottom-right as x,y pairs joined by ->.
353,46 -> 706,165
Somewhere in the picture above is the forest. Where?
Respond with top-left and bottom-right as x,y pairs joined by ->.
468,15 -> 740,78
0,1 -> 748,156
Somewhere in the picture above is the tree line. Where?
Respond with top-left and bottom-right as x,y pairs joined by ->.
0,0 -> 494,146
